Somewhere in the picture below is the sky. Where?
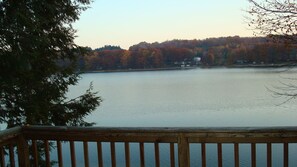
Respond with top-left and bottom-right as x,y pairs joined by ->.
73,0 -> 254,49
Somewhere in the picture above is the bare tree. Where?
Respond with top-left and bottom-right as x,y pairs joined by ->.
247,0 -> 297,101
247,0 -> 297,43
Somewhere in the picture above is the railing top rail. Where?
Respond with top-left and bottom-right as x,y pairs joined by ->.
2,126 -> 297,143
21,125 -> 297,133
0,126 -> 22,144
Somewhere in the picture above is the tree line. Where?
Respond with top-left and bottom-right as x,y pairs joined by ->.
82,36 -> 297,71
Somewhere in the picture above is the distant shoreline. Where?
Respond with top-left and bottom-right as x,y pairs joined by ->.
227,63 -> 295,68
82,63 -> 296,73
84,67 -> 197,73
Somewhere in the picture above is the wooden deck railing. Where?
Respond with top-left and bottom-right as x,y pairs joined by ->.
1,126 -> 297,167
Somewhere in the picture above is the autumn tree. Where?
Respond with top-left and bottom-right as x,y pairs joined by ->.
84,51 -> 102,70
120,50 -> 132,68
0,0 -> 102,128
151,48 -> 164,68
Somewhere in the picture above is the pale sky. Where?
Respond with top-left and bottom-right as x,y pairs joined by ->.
73,0 -> 254,49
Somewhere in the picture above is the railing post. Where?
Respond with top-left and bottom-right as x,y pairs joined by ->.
178,134 -> 190,167
17,135 -> 30,167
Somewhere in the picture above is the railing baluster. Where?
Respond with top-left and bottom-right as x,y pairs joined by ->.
9,144 -> 15,167
110,142 -> 116,167
57,140 -> 63,167
154,143 -> 160,167
97,142 -> 103,167
234,143 -> 239,167
178,135 -> 189,167
125,142 -> 130,167
267,143 -> 271,167
170,143 -> 175,167
0,146 -> 5,167
251,143 -> 256,167
284,143 -> 288,167
139,142 -> 145,167
44,140 -> 50,167
32,140 -> 38,167
217,143 -> 222,167
17,135 -> 30,167
201,143 -> 206,167
84,141 -> 90,167
70,141 -> 76,167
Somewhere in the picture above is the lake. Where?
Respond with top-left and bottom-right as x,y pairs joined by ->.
65,68 -> 297,167
70,68 -> 297,127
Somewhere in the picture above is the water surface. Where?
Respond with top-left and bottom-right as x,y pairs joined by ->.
69,68 -> 297,127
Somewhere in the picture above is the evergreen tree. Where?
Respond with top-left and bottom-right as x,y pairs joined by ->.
0,0 -> 102,128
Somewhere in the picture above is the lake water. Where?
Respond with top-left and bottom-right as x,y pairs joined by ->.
65,68 -> 297,167
70,68 -> 297,127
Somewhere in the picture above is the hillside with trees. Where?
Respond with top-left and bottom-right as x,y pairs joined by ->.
82,36 -> 297,71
